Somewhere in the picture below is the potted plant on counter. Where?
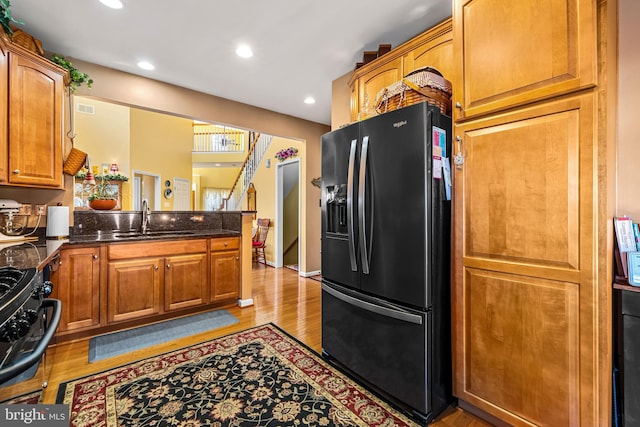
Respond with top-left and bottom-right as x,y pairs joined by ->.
88,175 -> 117,210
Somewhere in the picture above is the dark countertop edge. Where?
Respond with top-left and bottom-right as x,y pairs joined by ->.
67,229 -> 241,245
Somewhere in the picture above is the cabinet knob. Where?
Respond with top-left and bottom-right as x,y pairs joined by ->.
12,169 -> 19,174
166,264 -> 171,269
154,265 -> 159,270
224,242 -> 228,247
235,257 -> 239,260
93,254 -> 98,260
455,102 -> 462,109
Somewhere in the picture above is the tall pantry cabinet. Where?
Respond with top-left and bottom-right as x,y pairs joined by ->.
451,0 -> 615,426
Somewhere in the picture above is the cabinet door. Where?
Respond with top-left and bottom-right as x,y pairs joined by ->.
452,94 -> 596,426
211,250 -> 239,302
57,247 -> 101,332
453,0 -> 596,121
357,57 -> 403,120
0,43 -> 7,184
107,258 -> 162,323
402,19 -> 454,81
164,253 -> 208,311
8,51 -> 64,187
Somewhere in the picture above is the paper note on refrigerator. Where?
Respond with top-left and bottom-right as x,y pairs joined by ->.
442,157 -> 452,201
432,126 -> 447,158
433,156 -> 442,179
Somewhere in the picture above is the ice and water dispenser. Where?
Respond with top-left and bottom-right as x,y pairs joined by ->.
325,184 -> 347,235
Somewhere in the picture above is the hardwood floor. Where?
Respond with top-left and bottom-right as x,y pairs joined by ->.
3,265 -> 489,426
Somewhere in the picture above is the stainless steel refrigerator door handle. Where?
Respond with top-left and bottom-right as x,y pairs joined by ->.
358,136 -> 370,274
346,139 -> 358,271
323,284 -> 423,325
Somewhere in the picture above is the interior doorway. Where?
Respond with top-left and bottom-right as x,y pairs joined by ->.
132,170 -> 161,210
173,177 -> 191,210
275,159 -> 300,269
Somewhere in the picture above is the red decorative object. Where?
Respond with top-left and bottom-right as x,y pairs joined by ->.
89,199 -> 117,210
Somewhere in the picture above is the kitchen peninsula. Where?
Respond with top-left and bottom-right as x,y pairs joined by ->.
0,210 -> 254,343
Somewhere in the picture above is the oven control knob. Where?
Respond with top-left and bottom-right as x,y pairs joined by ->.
42,281 -> 53,297
0,321 -> 19,342
15,318 -> 30,336
24,309 -> 39,324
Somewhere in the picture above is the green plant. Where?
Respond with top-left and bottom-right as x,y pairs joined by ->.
75,171 -> 128,182
0,0 -> 23,37
88,175 -> 116,201
50,54 -> 93,93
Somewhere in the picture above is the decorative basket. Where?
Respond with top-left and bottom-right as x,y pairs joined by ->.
375,67 -> 452,115
63,139 -> 88,176
10,28 -> 45,57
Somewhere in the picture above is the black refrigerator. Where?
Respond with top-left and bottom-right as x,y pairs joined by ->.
321,101 -> 452,424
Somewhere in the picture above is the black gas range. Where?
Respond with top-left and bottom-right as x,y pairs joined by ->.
0,253 -> 61,385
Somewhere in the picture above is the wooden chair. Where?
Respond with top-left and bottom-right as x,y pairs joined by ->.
252,218 -> 270,265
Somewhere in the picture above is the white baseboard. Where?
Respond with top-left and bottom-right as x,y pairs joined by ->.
299,270 -> 321,278
237,298 -> 254,308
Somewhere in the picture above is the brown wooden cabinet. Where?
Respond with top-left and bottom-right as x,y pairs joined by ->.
107,257 -> 163,323
451,0 -> 613,425
107,239 -> 208,323
53,236 -> 242,340
348,18 -> 453,122
211,237 -> 240,302
164,253 -> 208,311
452,0 -> 596,122
56,246 -> 101,332
0,41 -> 7,183
0,36 -> 66,188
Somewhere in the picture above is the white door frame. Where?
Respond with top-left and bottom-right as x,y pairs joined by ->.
131,170 -> 161,210
274,158 -> 300,269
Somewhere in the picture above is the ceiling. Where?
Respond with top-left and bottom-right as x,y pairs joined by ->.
10,0 -> 452,126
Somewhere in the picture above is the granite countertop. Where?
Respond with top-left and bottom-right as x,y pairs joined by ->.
68,229 -> 240,244
0,238 -> 65,271
0,211 -> 245,271
0,229 -> 242,271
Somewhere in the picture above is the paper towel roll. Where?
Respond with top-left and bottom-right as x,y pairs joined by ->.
46,206 -> 69,238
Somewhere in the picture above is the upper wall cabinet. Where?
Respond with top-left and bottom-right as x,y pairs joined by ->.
0,35 -> 66,188
349,19 -> 453,122
453,0 -> 596,121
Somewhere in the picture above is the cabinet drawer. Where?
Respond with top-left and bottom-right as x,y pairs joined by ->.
108,239 -> 208,260
211,237 -> 240,252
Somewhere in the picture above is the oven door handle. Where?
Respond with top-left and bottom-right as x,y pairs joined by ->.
0,298 -> 61,384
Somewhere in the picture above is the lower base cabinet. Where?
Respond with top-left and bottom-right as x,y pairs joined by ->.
211,237 -> 240,301
107,257 -> 162,323
164,253 -> 208,311
55,246 -> 101,332
54,236 -> 240,339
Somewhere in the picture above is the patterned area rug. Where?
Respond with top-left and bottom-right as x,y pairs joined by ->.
0,390 -> 42,404
57,324 -> 420,426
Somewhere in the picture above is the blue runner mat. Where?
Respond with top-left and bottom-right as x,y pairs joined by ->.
89,309 -> 239,362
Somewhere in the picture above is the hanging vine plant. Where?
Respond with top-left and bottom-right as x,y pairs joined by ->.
50,54 -> 93,93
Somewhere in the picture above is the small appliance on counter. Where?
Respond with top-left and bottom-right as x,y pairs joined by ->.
0,200 -> 41,243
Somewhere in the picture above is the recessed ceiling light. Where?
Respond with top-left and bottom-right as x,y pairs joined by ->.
304,97 -> 316,105
98,0 -> 123,9
137,61 -> 155,70
235,44 -> 253,59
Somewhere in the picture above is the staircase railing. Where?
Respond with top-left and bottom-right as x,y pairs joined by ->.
221,132 -> 273,210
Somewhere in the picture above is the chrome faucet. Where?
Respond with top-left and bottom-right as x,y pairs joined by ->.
141,199 -> 151,234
